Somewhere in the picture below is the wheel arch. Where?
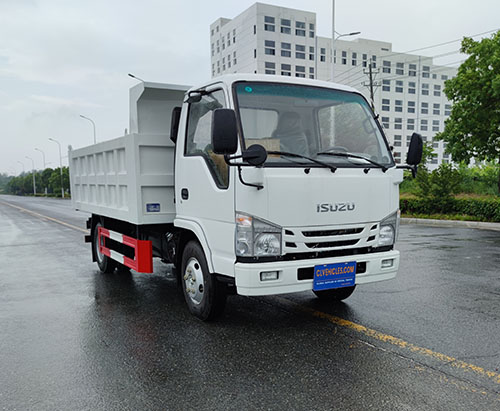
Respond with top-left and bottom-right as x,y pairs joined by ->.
174,218 -> 215,273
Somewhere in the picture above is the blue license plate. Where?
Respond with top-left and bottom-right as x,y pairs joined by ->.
313,261 -> 356,291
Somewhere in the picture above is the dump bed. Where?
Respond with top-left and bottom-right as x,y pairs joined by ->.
69,82 -> 189,225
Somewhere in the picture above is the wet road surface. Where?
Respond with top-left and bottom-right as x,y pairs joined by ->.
1,195 -> 499,410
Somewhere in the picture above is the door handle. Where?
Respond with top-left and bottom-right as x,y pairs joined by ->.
181,188 -> 189,200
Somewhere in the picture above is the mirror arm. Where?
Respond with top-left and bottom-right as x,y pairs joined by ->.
396,164 -> 418,178
237,166 -> 264,190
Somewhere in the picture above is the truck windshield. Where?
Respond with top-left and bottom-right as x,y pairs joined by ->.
234,82 -> 393,168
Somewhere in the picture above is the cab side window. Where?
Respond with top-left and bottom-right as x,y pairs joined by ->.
185,89 -> 229,188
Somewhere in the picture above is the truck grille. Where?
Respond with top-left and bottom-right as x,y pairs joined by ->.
283,223 -> 378,254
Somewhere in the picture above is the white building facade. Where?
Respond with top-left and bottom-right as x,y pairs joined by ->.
210,3 -> 457,169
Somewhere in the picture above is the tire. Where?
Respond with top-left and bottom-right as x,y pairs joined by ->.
181,241 -> 227,321
313,285 -> 356,301
93,222 -> 117,274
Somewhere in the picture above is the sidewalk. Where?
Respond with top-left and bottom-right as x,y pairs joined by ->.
401,217 -> 500,232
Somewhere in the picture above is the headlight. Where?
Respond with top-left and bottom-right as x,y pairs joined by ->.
235,213 -> 282,257
377,210 -> 400,247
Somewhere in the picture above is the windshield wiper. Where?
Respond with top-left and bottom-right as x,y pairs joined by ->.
316,151 -> 388,172
267,151 -> 337,173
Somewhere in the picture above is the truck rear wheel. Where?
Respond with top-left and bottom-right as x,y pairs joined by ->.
181,241 -> 227,321
313,285 -> 356,301
93,222 -> 117,274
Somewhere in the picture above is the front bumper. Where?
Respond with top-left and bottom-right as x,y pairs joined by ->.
235,250 -> 399,296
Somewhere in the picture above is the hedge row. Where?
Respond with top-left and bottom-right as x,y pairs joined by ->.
400,197 -> 500,222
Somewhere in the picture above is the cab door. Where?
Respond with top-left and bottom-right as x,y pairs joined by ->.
175,86 -> 236,275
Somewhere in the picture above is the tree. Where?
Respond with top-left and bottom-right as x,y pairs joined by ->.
436,30 -> 500,193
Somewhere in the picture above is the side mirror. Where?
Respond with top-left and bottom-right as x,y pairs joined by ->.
407,132 -> 423,166
212,108 -> 238,155
242,144 -> 267,166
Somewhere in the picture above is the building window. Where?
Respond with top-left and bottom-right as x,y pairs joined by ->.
396,62 -> 404,75
296,22 -> 306,36
434,84 -> 441,97
233,29 -> 236,43
254,49 -> 257,58
280,18 -> 291,34
309,67 -> 314,74
441,75 -> 448,81
265,62 -> 275,74
281,42 -> 291,57
421,119 -> 428,131
381,117 -> 390,128
407,118 -> 415,130
296,44 -> 305,59
432,120 -> 440,132
432,73 -> 437,79
408,101 -> 415,113
395,118 -> 402,130
309,46 -> 315,61
445,104 -> 451,116
382,99 -> 390,111
408,82 -> 416,94
340,50 -> 346,65
421,102 -> 428,114
382,60 -> 391,73
362,54 -> 368,68
395,80 -> 403,93
281,63 -> 291,76
296,65 -> 306,73
395,100 -> 403,112
264,40 -> 275,55
264,16 -> 275,32
422,65 -> 430,78
433,103 -> 440,115
371,55 -> 377,68
409,63 -> 417,77
422,83 -> 429,95
382,79 -> 390,92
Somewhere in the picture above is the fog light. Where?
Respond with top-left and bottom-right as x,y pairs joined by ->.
260,271 -> 279,281
381,259 -> 394,269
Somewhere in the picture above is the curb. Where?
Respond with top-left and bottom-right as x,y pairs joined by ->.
401,217 -> 500,232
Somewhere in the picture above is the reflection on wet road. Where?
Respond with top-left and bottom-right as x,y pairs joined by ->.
1,195 -> 499,410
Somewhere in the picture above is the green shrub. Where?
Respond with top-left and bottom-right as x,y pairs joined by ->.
400,196 -> 500,222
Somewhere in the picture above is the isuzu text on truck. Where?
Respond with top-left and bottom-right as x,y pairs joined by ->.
69,74 -> 422,320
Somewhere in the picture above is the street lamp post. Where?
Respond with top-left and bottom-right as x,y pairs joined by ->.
17,160 -> 25,174
35,148 -> 46,169
331,1 -> 360,82
25,156 -> 36,195
49,138 -> 64,198
79,115 -> 96,144
35,148 -> 47,194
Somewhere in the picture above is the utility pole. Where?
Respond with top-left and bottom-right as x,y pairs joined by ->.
362,63 -> 381,111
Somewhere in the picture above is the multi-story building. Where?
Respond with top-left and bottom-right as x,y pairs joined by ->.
210,3 -> 457,169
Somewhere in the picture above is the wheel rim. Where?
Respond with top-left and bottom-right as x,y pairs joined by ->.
95,225 -> 104,264
184,257 -> 205,305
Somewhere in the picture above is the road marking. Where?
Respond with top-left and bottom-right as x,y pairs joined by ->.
0,200 -> 88,234
277,297 -> 500,386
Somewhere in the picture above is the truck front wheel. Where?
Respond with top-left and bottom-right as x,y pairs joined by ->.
313,285 -> 356,301
181,241 -> 227,321
93,222 -> 117,274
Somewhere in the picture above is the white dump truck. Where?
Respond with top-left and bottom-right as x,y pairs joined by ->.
69,74 -> 422,320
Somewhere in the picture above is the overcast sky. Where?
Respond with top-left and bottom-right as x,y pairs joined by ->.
1,0 -> 499,175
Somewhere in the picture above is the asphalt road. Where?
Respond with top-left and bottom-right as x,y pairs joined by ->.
1,195 -> 499,410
